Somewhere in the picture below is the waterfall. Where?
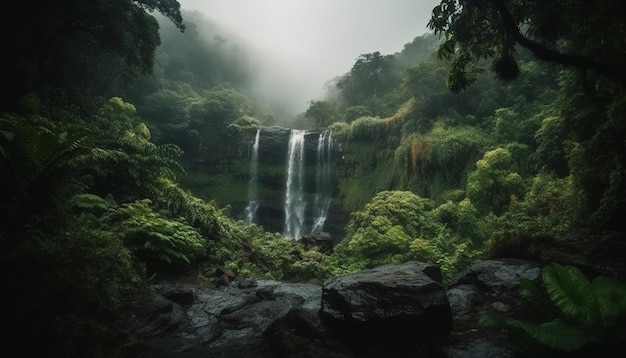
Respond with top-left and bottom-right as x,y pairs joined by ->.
243,128 -> 260,224
311,129 -> 332,233
283,129 -> 306,239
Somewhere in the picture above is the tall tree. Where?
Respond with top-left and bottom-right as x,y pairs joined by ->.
0,0 -> 185,112
429,0 -> 626,230
335,52 -> 399,108
428,0 -> 626,92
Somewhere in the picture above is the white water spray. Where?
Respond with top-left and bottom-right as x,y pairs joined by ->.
311,129 -> 332,233
283,129 -> 306,239
243,128 -> 260,223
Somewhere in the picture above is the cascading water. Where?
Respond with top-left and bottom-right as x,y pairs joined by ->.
243,128 -> 260,224
283,129 -> 306,239
311,129 -> 332,233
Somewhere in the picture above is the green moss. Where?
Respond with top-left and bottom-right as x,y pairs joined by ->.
336,147 -> 397,212
179,170 -> 248,206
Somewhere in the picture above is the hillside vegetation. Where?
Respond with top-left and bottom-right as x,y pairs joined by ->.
1,1 -> 624,357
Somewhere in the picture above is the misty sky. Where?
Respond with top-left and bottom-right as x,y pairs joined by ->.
177,0 -> 441,113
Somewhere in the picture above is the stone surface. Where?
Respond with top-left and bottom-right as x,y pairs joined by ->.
128,278 -> 322,358
301,231 -> 334,254
123,259 -> 555,357
438,339 -> 516,358
448,258 -> 542,309
320,261 -> 452,340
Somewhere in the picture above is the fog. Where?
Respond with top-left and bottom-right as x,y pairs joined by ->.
177,0 -> 441,115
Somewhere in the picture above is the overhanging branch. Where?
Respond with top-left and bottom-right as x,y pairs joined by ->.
493,0 -> 626,86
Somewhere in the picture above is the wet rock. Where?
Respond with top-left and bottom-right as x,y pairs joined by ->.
320,261 -> 452,342
447,259 -> 542,311
439,339 -> 516,358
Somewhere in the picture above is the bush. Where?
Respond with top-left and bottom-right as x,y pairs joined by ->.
105,199 -> 206,271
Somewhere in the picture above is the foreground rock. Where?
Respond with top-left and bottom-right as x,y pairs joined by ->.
446,258 -> 542,315
126,279 -> 322,357
320,261 -> 452,344
123,259 -> 547,357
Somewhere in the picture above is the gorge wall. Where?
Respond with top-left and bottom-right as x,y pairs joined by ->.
184,126 -> 347,240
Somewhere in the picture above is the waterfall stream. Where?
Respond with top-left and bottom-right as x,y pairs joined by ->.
311,129 -> 332,233
283,129 -> 306,239
242,127 -> 333,239
243,128 -> 260,224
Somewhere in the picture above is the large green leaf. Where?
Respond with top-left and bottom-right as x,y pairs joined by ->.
0,128 -> 15,141
479,313 -> 507,328
480,314 -> 589,351
514,319 -> 589,351
543,263 -> 599,326
519,277 -> 545,305
593,275 -> 626,323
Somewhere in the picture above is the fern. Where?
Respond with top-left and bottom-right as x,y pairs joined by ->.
109,199 -> 206,269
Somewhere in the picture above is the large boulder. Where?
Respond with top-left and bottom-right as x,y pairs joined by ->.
320,261 -> 452,342
446,258 -> 542,315
439,259 -> 543,358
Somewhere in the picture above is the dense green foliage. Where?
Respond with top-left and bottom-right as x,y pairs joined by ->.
428,0 -> 626,229
480,263 -> 626,354
1,0 -> 624,356
0,4 -> 321,356
323,191 -> 484,282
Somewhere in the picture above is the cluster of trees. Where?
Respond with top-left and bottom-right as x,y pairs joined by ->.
1,0 -> 625,356
0,2 -> 324,357
298,0 -> 625,283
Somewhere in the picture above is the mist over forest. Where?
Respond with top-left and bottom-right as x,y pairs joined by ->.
1,1 -> 625,357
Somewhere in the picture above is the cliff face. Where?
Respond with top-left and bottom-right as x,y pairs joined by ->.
182,126 -> 347,240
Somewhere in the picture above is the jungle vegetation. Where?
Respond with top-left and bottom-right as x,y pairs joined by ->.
1,1 -> 624,357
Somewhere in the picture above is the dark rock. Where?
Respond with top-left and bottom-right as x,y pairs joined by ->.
217,265 -> 236,279
265,309 -> 354,358
438,339 -> 516,358
301,232 -> 334,254
162,287 -> 195,306
234,277 -> 258,289
122,293 -> 186,338
447,258 -> 542,310
256,126 -> 291,165
586,231 -> 626,281
320,261 -> 452,342
446,284 -> 480,315
130,280 -> 323,357
126,260 -> 560,357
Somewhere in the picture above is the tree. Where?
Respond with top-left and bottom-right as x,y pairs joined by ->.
429,0 -> 626,230
84,97 -> 184,202
428,0 -> 626,92
0,114 -> 95,230
466,147 -> 526,215
343,106 -> 372,123
0,0 -> 185,111
335,52 -> 400,108
534,116 -> 570,177
304,100 -> 341,127
138,89 -> 190,144
335,191 -> 441,268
